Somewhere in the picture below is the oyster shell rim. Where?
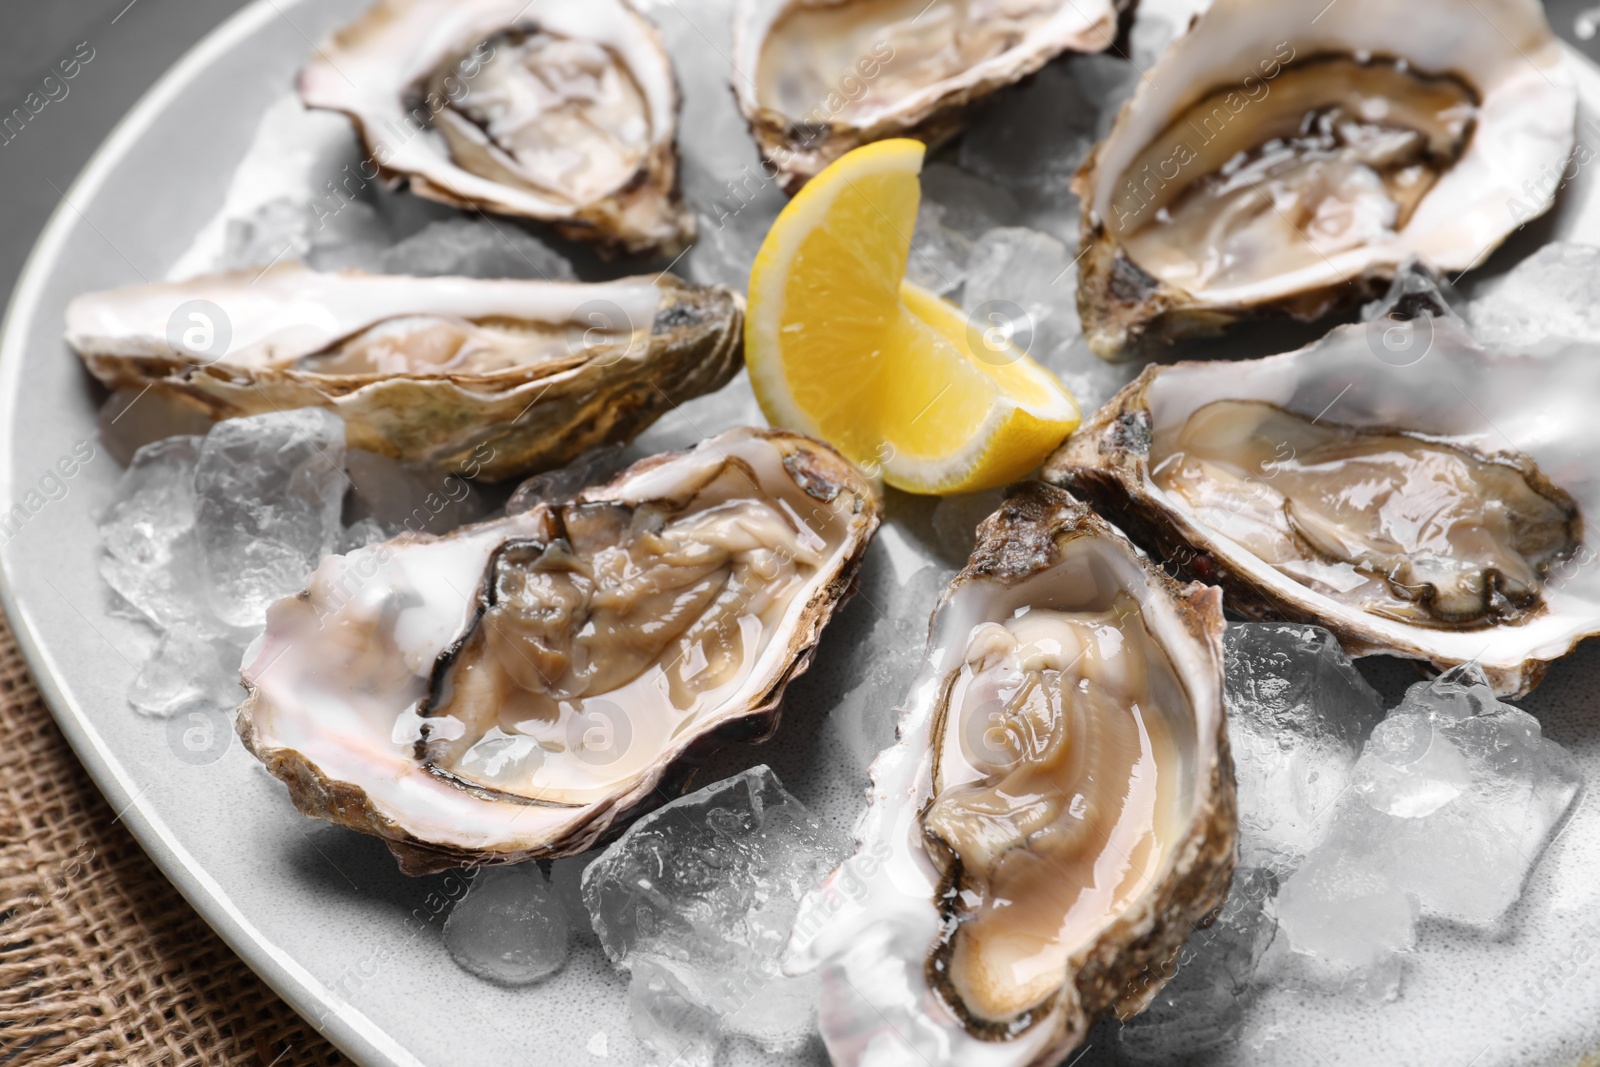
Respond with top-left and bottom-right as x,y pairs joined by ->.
297,0 -> 696,257
924,484 -> 1237,1046
789,482 -> 1237,1066
1070,0 -> 1578,359
235,427 -> 883,875
730,0 -> 1124,195
66,266 -> 745,481
1042,319 -> 1598,697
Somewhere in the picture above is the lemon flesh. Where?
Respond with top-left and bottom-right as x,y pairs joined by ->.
746,139 -> 1079,494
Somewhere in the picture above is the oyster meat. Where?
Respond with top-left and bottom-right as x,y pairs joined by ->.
238,428 -> 881,873
1149,399 -> 1577,628
789,484 -> 1235,1066
66,265 -> 742,481
1047,294 -> 1597,696
733,0 -> 1121,194
300,0 -> 693,256
1074,0 -> 1575,357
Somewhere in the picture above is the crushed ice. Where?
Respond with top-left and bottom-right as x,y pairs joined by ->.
1464,241 -> 1600,348
98,407 -> 499,721
1120,626 -> 1583,1057
582,765 -> 847,1066
1278,663 -> 1582,953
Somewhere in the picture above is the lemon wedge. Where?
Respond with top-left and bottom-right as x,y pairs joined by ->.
745,138 -> 1080,495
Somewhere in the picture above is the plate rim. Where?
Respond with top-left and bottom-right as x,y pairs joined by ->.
3,5 -> 1598,1065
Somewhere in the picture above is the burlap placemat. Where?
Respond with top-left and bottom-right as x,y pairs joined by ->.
0,612 -> 346,1067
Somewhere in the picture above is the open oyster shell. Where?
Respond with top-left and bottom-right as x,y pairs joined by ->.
300,0 -> 693,256
1045,297 -> 1599,697
788,483 -> 1235,1066
732,0 -> 1121,194
237,428 -> 881,874
1074,0 -> 1575,358
65,265 -> 742,481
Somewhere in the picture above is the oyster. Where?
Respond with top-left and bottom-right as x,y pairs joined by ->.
237,428 -> 881,873
1045,295 -> 1594,696
300,0 -> 693,256
733,0 -> 1121,194
65,265 -> 742,481
788,484 -> 1235,1066
1074,0 -> 1575,357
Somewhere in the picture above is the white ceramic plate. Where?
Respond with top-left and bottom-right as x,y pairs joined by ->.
7,2 -> 1600,1065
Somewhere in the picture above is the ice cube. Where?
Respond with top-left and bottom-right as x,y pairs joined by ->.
1119,867 -> 1279,1058
808,550 -> 946,785
664,0 -> 786,290
583,766 -> 846,1059
126,623 -> 246,719
98,436 -> 210,632
962,227 -> 1087,397
961,226 -> 1138,415
1275,841 -> 1416,999
1467,243 -> 1600,348
959,63 -> 1095,203
1047,337 -> 1143,418
377,217 -> 575,280
963,227 -> 1078,346
906,200 -> 973,298
824,608 -> 934,782
626,369 -> 769,455
1223,623 -> 1386,875
1340,663 -> 1583,927
370,181 -> 461,244
444,864 -> 571,986
193,409 -> 348,631
303,199 -> 392,273
957,56 -> 1138,235
880,556 -> 954,641
337,517 -> 392,554
920,162 -> 1023,237
1363,259 -> 1466,328
1274,662 -> 1582,998
221,197 -> 312,271
670,0 -> 787,291
686,196 -> 779,289
627,957 -> 721,1067
661,0 -> 761,190
218,193 -> 390,275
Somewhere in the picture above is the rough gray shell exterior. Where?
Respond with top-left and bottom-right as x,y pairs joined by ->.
72,274 -> 743,483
